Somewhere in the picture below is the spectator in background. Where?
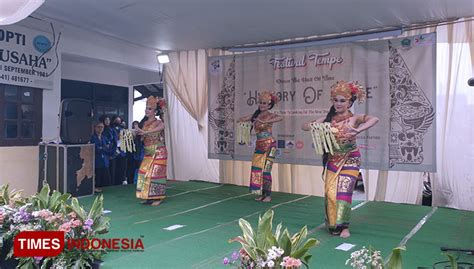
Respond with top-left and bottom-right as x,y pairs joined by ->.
100,115 -> 117,186
90,122 -> 113,192
112,116 -> 128,185
128,120 -> 144,184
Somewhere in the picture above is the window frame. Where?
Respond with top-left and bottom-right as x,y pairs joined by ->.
0,84 -> 43,146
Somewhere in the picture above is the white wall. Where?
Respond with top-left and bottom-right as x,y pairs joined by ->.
0,147 -> 39,195
61,59 -> 130,87
0,18 -> 160,194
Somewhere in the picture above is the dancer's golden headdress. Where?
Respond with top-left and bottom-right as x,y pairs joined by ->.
258,90 -> 279,105
330,81 -> 366,104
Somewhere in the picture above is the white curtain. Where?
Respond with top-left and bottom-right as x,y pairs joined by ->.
432,19 -> 474,211
165,50 -> 208,128
164,50 -> 219,182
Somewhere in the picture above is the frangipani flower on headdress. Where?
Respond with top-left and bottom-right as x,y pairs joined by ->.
146,96 -> 167,110
157,98 -> 167,110
330,81 -> 366,104
259,90 -> 279,105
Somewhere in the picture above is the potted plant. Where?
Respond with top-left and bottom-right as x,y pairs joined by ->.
225,210 -> 318,268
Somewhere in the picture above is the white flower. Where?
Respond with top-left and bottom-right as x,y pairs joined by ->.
267,249 -> 278,260
267,260 -> 275,267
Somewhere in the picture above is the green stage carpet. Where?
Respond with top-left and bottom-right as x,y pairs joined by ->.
78,181 -> 474,269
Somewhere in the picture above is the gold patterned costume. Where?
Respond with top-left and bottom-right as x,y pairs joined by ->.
136,97 -> 167,201
324,81 -> 366,234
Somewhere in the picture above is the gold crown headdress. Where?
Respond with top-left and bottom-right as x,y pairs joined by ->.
146,96 -> 159,108
330,81 -> 366,104
258,90 -> 279,105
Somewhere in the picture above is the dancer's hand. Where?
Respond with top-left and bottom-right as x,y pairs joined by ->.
345,125 -> 360,138
302,121 -> 312,131
136,127 -> 146,135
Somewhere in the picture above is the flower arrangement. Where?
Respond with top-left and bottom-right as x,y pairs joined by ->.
224,210 -> 318,268
0,183 -> 110,268
345,246 -> 385,269
345,245 -> 462,269
346,245 -> 408,269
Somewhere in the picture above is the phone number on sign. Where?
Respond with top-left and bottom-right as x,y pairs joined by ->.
0,74 -> 30,83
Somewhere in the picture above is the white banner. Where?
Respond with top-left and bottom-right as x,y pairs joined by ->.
0,24 -> 60,89
208,33 -> 436,172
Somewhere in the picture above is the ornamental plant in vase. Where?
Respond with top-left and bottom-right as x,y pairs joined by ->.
0,183 -> 110,268
225,210 -> 318,268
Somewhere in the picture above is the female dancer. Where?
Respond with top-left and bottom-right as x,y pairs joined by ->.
302,81 -> 378,238
135,96 -> 167,206
238,91 -> 283,202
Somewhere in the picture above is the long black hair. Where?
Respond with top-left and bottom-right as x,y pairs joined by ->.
250,100 -> 275,132
139,104 -> 164,127
322,95 -> 357,167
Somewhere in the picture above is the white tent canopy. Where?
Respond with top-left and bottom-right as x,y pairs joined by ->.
29,1 -> 474,211
36,0 -> 473,50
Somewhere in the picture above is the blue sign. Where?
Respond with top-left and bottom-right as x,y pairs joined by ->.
33,35 -> 51,53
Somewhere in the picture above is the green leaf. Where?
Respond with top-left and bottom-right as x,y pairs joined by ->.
279,229 -> 292,257
18,258 -> 35,269
41,258 -> 52,269
1,185 -> 9,205
291,225 -> 308,250
302,254 -> 312,268
238,218 -> 256,246
254,247 -> 267,259
242,243 -> 258,262
274,223 -> 283,241
256,210 -> 273,249
48,191 -> 61,211
93,216 -> 111,234
70,197 -> 87,220
38,184 -> 50,205
87,195 -> 104,220
385,245 -> 406,269
291,238 -> 319,258
267,232 -> 278,248
443,252 -> 458,269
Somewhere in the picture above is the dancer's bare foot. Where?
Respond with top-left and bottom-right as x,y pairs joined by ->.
254,196 -> 264,201
151,200 -> 162,206
94,188 -> 102,193
261,196 -> 272,203
340,228 -> 351,238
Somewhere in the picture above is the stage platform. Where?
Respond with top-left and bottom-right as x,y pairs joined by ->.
78,180 -> 474,269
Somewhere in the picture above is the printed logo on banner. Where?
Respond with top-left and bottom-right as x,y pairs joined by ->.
285,140 -> 295,149
296,140 -> 304,149
358,144 -> 376,150
400,38 -> 411,49
414,35 -> 434,46
275,149 -> 282,158
209,59 -> 222,75
33,35 -> 51,53
277,140 -> 286,149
